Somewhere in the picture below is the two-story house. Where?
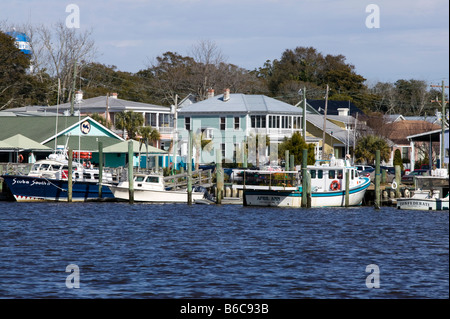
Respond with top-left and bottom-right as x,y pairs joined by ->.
175,90 -> 355,167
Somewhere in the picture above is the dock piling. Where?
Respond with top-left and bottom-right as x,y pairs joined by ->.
98,141 -> 103,199
128,140 -> 134,204
187,130 -> 193,205
68,148 -> 73,202
375,150 -> 380,209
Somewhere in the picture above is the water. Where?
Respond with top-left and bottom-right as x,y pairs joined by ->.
0,202 -> 448,299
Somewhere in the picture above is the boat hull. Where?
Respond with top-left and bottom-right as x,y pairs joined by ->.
108,185 -> 205,203
2,175 -> 114,202
243,178 -> 371,208
396,198 -> 449,211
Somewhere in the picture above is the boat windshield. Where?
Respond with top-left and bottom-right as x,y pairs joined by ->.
31,164 -> 40,171
135,176 -> 146,182
40,164 -> 50,171
145,176 -> 160,183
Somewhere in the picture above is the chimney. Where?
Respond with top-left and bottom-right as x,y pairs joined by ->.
223,88 -> 230,102
110,93 -> 118,99
337,108 -> 349,117
207,88 -> 214,99
75,91 -> 83,103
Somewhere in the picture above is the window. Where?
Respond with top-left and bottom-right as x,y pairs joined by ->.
145,113 -> 157,127
402,147 -> 409,160
220,117 -> 226,130
318,170 -> 323,179
234,117 -> 240,130
221,143 -> 226,159
201,128 -> 213,140
329,170 -> 335,179
310,170 -> 316,179
145,176 -> 160,183
159,113 -> 172,127
251,115 -> 267,128
185,117 -> 191,131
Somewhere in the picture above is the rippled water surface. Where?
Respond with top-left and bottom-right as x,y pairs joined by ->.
0,202 -> 448,299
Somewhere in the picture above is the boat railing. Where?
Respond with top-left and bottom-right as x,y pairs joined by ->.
0,163 -> 33,176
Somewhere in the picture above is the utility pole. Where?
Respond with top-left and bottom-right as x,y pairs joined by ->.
70,60 -> 77,116
430,81 -> 448,168
302,87 -> 307,141
172,94 -> 178,175
321,84 -> 329,160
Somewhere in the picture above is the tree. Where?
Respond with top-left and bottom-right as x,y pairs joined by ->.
278,132 -> 315,166
114,111 -> 144,140
138,126 -> 161,168
33,21 -> 97,104
0,31 -> 32,109
355,135 -> 390,165
393,149 -> 404,171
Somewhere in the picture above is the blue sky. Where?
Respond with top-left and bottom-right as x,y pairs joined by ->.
2,0 -> 449,85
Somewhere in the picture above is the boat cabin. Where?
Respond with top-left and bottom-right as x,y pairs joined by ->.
307,160 -> 362,192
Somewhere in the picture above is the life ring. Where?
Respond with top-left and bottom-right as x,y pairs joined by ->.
391,181 -> 397,190
330,180 -> 341,191
18,154 -> 24,163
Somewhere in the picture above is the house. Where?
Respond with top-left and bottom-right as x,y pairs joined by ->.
175,90 -> 357,167
307,99 -> 365,117
384,120 -> 442,169
0,116 -> 167,168
407,128 -> 449,169
2,92 -> 174,150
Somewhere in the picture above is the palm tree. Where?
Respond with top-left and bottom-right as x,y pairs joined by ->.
114,111 -> 127,138
138,126 -> 161,168
355,135 -> 390,165
114,111 -> 144,140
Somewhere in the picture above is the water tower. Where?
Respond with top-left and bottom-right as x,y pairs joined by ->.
6,31 -> 32,57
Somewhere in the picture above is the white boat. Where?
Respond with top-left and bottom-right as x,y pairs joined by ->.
107,173 -> 206,203
234,159 -> 371,208
396,174 -> 449,211
396,190 -> 449,211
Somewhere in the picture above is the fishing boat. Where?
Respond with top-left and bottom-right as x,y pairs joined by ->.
396,174 -> 449,211
396,190 -> 449,211
106,173 -> 206,203
1,148 -> 116,202
234,159 -> 371,208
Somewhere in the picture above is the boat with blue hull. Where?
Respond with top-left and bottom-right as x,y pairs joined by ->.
2,150 -> 116,202
2,175 -> 114,202
234,159 -> 371,208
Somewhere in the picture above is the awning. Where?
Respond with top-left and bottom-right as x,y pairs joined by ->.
2,134 -> 51,151
102,140 -> 167,154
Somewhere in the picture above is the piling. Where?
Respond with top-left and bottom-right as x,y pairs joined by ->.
128,140 -> 134,204
216,151 -> 223,204
285,150 -> 289,171
98,141 -> 103,199
345,170 -> 350,207
306,171 -> 312,208
374,150 -> 380,209
301,149 -> 308,208
68,148 -> 73,202
187,130 -> 193,205
395,165 -> 401,198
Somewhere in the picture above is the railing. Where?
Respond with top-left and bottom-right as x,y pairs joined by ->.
163,169 -> 213,189
0,163 -> 33,176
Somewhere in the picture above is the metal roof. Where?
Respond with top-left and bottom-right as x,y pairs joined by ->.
178,94 -> 312,115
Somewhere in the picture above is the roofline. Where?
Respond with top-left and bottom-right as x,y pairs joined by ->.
407,128 -> 448,140
40,116 -> 125,145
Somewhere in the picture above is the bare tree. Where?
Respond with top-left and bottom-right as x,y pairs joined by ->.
189,39 -> 227,100
35,21 -> 97,104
